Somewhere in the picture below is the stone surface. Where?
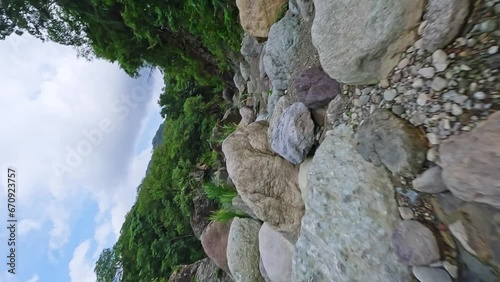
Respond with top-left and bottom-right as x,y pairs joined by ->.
236,0 -> 288,38
232,195 -> 258,219
240,61 -> 251,81
399,207 -> 415,220
267,93 -> 293,145
440,112 -> 500,209
227,218 -> 264,282
222,122 -> 304,236
259,223 -> 294,282
292,125 -> 411,281
264,16 -> 300,90
241,34 -> 263,59
412,166 -> 448,193
422,0 -> 471,52
298,157 -> 313,205
294,67 -> 341,109
169,258 -> 233,282
296,0 -> 314,21
201,221 -> 233,274
391,220 -> 440,266
190,189 -> 218,239
311,0 -> 424,84
270,102 -> 315,164
239,106 -> 257,127
195,258 -> 234,282
356,109 -> 428,176
325,95 -> 349,130
412,267 -> 452,282
259,257 -> 272,282
234,72 -> 246,93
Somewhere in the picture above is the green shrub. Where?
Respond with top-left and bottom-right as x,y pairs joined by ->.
209,207 -> 247,223
210,123 -> 238,144
203,182 -> 238,205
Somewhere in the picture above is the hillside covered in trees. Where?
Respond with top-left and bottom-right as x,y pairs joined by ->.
1,0 -> 242,281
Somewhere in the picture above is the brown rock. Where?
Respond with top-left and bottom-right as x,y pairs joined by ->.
294,67 -> 341,109
222,122 -> 304,237
201,221 -> 233,274
440,112 -> 500,209
236,0 -> 288,38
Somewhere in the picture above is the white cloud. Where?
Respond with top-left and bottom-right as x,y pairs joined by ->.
69,241 -> 96,282
0,32 -> 162,275
26,274 -> 40,282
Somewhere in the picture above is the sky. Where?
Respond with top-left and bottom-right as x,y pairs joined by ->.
0,34 -> 164,282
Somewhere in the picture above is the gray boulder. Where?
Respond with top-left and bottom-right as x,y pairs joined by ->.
270,102 -> 315,164
292,125 -> 411,281
259,223 -> 294,282
240,61 -> 251,81
288,0 -> 300,15
294,67 -> 341,109
412,166 -> 448,193
238,106 -> 256,127
241,34 -> 262,59
311,0 -> 425,84
233,72 -> 246,93
356,109 -> 427,177
264,16 -> 300,90
422,0 -> 471,52
440,111 -> 500,209
297,0 -> 314,21
227,218 -> 264,282
391,220 -> 440,266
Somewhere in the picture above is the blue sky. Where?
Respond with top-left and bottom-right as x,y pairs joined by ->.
0,34 -> 164,282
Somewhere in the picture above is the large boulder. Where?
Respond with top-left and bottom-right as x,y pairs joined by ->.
422,0 -> 471,52
292,125 -> 411,281
259,223 -> 294,282
236,0 -> 288,38
440,112 -> 500,209
201,221 -> 233,274
311,0 -> 425,84
226,218 -> 264,282
356,109 -> 428,177
391,220 -> 440,266
294,67 -> 341,109
263,16 -> 300,90
190,189 -> 218,239
222,122 -> 304,236
169,258 -> 233,282
270,102 -> 315,165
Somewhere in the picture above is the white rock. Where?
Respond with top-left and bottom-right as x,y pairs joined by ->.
451,104 -> 463,116
398,58 -> 410,69
469,82 -> 478,92
442,119 -> 451,130
431,77 -> 447,91
418,20 -> 428,35
443,261 -> 458,279
460,64 -> 472,71
398,207 -> 414,220
415,39 -> 423,50
418,67 -> 436,78
412,267 -> 452,282
488,45 -> 499,55
417,93 -> 429,106
412,78 -> 425,89
434,63 -> 448,72
379,79 -> 390,88
426,147 -> 438,162
432,50 -> 449,72
473,91 -> 486,100
427,133 -> 439,145
453,94 -> 468,104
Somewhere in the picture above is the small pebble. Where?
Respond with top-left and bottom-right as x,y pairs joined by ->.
453,94 -> 468,104
473,91 -> 486,100
469,82 -> 478,92
488,46 -> 499,55
495,3 -> 500,15
362,87 -> 372,96
392,105 -> 405,115
398,58 -> 410,69
431,77 -> 448,91
359,95 -> 370,105
383,89 -> 397,101
480,19 -> 497,33
413,267 -> 452,282
417,93 -> 429,106
427,148 -> 438,162
460,64 -> 472,71
451,104 -> 463,116
443,261 -> 458,279
398,207 -> 414,220
413,79 -> 425,89
379,79 -> 390,88
419,67 -> 436,79
427,133 -> 439,145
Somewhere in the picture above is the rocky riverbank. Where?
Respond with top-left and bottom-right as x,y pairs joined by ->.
170,0 -> 500,281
